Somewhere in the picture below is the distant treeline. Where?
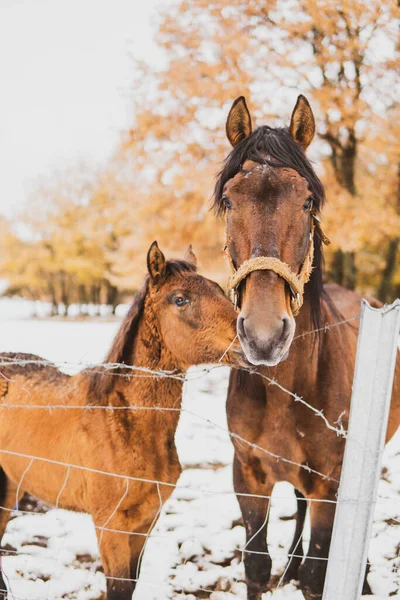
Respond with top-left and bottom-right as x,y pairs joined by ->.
1,0 -> 399,312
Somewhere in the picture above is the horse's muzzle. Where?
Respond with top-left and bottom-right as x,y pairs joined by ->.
237,311 -> 294,366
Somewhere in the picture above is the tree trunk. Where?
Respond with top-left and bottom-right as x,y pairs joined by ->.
330,249 -> 357,290
47,279 -> 58,317
77,284 -> 87,315
339,131 -> 357,196
91,284 -> 101,315
59,272 -> 70,315
105,281 -> 119,312
378,164 -> 400,302
377,238 -> 399,302
329,131 -> 358,289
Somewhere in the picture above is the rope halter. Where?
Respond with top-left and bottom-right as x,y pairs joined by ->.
224,212 -> 330,315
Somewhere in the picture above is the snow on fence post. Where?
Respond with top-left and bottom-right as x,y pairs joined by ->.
322,298 -> 400,600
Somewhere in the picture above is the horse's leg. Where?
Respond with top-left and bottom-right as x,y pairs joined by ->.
128,519 -> 157,595
0,470 -> 24,600
298,496 -> 333,600
298,492 -> 374,599
362,562 -> 373,595
94,511 -> 134,600
233,455 -> 272,600
282,488 -> 307,584
298,494 -> 372,599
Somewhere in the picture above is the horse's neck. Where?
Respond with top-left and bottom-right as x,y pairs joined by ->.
293,298 -> 318,343
91,313 -> 183,453
113,312 -> 184,411
264,291 -> 347,400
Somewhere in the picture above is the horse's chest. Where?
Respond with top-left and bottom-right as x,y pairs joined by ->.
248,398 -> 343,492
123,431 -> 181,487
262,402 -> 306,461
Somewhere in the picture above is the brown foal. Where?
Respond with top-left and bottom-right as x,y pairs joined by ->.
0,242 -> 242,600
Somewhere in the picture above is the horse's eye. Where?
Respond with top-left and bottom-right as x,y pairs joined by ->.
174,296 -> 188,307
303,197 -> 313,211
222,195 -> 232,210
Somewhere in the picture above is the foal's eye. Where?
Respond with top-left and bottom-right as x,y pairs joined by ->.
303,197 -> 313,211
222,195 -> 232,210
174,296 -> 188,307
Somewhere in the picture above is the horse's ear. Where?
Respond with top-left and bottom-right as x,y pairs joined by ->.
289,95 -> 315,151
226,96 -> 252,147
183,244 -> 197,268
147,241 -> 167,285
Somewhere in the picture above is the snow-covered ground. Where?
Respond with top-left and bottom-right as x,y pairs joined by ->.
0,307 -> 398,599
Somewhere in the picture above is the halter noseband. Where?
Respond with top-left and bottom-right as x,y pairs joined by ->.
224,212 -> 330,315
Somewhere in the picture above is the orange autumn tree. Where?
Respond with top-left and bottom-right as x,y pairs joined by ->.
120,0 -> 400,297
0,167 -> 137,311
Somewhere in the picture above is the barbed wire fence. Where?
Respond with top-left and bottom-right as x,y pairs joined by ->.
0,306 -> 397,599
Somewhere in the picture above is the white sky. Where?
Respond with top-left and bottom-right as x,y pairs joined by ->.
0,0 -> 161,217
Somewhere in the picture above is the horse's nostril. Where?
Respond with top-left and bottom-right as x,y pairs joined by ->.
282,316 -> 290,338
237,315 -> 246,339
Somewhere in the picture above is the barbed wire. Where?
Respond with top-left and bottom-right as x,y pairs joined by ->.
1,480 -> 396,591
0,515 -> 397,600
0,447 -> 395,538
1,504 -> 398,568
0,309 -> 364,444
0,366 -> 394,501
0,356 -> 187,381
0,450 -> 397,596
248,369 -> 347,437
0,360 -> 347,437
292,315 -> 360,340
0,354 -> 396,488
0,312 -> 397,597
0,444 -> 338,487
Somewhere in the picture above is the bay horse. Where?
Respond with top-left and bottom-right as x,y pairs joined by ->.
214,96 -> 400,599
0,241 -> 243,600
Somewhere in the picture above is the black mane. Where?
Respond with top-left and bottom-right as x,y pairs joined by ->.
88,259 -> 196,400
213,126 -> 327,330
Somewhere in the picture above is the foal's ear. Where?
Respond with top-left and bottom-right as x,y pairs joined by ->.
289,95 -> 315,151
147,241 -> 167,285
226,96 -> 252,147
183,244 -> 197,268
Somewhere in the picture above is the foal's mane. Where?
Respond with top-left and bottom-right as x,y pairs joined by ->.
213,126 -> 326,329
88,259 -> 196,401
